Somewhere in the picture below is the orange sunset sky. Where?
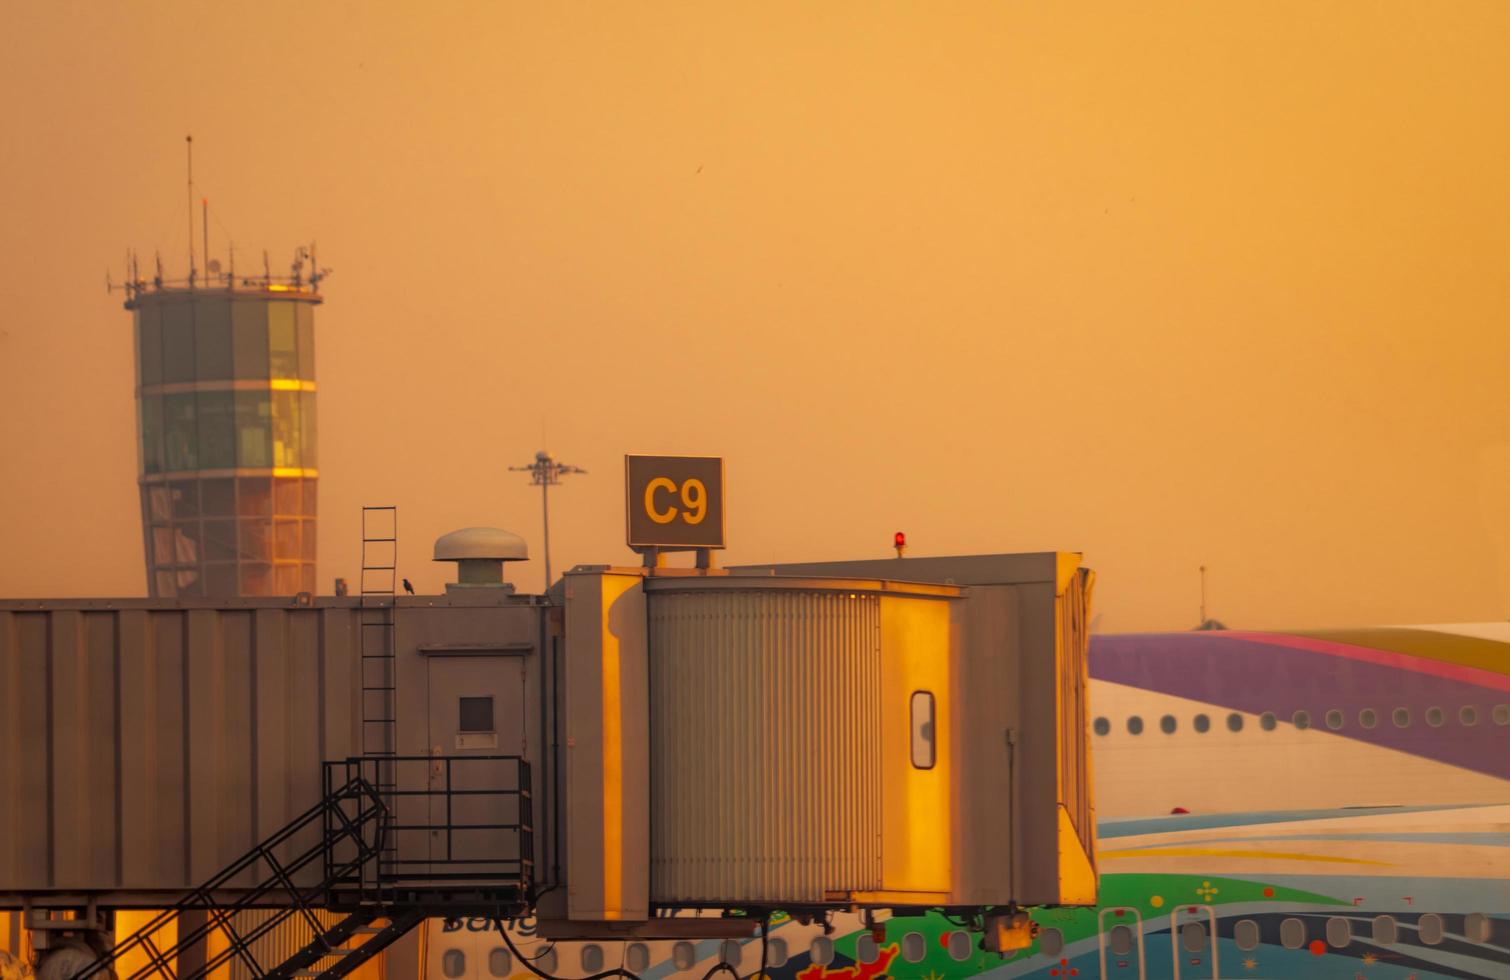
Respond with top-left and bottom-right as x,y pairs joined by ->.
1,2 -> 1507,632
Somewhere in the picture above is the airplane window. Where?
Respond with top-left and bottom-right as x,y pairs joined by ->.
581,945 -> 604,972
1465,913 -> 1490,943
1126,716 -> 1144,735
1325,709 -> 1345,730
766,939 -> 789,969
536,947 -> 557,973
1108,924 -> 1134,956
1359,709 -> 1378,729
1494,704 -> 1510,725
489,948 -> 512,977
1280,918 -> 1306,949
1234,920 -> 1260,951
1418,914 -> 1444,945
674,942 -> 698,970
1293,710 -> 1311,729
626,944 -> 650,972
1226,712 -> 1244,732
1460,705 -> 1479,726
1193,713 -> 1210,733
1160,714 -> 1177,734
809,937 -> 833,966
856,936 -> 878,964
1094,716 -> 1110,736
720,940 -> 742,967
902,933 -> 926,963
948,930 -> 973,961
1372,915 -> 1397,945
442,950 -> 466,978
1259,712 -> 1277,731
1393,708 -> 1411,728
1426,706 -> 1445,727
1326,917 -> 1351,948
1180,922 -> 1206,953
1039,928 -> 1063,958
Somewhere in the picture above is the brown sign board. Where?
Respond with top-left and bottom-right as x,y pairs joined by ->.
625,455 -> 726,550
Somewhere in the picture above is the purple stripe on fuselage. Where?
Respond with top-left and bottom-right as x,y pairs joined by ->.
1089,633 -> 1508,779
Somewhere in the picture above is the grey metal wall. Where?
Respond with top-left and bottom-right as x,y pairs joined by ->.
0,604 -> 360,905
647,589 -> 883,903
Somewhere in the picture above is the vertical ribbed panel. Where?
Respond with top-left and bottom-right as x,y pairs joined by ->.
649,590 -> 882,902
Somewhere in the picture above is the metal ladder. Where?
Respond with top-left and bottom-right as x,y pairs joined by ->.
359,506 -> 399,891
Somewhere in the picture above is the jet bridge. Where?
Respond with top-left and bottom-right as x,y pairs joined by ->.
554,551 -> 1097,941
0,545 -> 1093,975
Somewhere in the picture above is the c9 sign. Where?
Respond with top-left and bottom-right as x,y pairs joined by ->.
644,476 -> 708,525
625,455 -> 725,549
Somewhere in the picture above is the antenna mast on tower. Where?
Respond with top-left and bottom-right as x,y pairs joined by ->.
186,135 -> 196,285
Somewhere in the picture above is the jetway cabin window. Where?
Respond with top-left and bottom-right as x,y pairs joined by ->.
459,696 -> 494,733
910,691 -> 936,769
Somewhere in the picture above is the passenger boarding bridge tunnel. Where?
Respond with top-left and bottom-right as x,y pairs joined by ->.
0,547 -> 1095,977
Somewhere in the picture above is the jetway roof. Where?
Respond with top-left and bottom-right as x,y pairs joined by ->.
731,550 -> 1079,588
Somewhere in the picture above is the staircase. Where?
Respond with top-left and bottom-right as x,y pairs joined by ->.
73,756 -> 533,980
73,777 -> 399,980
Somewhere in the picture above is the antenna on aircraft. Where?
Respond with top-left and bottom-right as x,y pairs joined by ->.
1195,564 -> 1227,630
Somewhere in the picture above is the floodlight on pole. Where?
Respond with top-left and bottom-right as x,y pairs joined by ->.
509,451 -> 586,589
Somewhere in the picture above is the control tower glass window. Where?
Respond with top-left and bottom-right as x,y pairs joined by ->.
136,306 -> 162,385
194,299 -> 233,380
161,303 -> 196,382
300,391 -> 317,467
268,302 -> 299,378
271,390 -> 301,468
197,391 -> 236,469
140,394 -> 164,474
235,392 -> 273,467
232,301 -> 269,378
163,394 -> 198,471
296,304 -> 315,378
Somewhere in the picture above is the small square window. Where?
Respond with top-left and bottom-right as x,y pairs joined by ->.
460,696 -> 494,733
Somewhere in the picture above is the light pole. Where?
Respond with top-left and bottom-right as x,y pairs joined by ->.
509,451 -> 586,589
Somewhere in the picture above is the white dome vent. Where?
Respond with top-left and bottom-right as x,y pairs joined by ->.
433,527 -> 528,591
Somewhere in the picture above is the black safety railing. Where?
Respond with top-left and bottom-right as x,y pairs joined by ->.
322,755 -> 533,907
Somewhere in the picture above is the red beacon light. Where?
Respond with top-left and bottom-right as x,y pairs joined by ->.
893,531 -> 907,558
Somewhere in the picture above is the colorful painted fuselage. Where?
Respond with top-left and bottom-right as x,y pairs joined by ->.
434,625 -> 1510,980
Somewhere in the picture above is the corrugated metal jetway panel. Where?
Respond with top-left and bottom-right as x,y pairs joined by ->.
644,577 -> 962,905
0,604 -> 360,905
731,552 -> 1098,909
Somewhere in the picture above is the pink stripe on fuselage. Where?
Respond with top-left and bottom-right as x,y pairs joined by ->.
1218,631 -> 1510,692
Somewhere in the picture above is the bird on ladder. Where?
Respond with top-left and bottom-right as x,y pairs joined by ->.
402,578 -> 415,595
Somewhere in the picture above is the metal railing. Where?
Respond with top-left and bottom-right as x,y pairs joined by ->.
322,755 -> 533,906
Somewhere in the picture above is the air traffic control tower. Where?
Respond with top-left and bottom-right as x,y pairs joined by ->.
122,250 -> 325,597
